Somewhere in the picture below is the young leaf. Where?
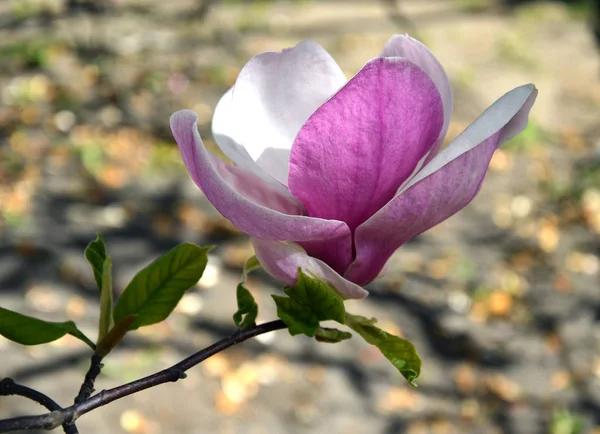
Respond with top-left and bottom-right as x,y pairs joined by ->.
113,243 -> 211,330
283,270 -> 345,323
233,284 -> 258,330
315,327 -> 352,343
345,313 -> 421,386
242,255 -> 261,283
98,257 -> 114,342
95,314 -> 138,357
272,295 -> 319,337
85,233 -> 108,290
85,233 -> 114,343
0,307 -> 95,350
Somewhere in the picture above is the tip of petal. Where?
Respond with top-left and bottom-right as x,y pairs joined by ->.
170,109 -> 199,129
387,33 -> 416,44
515,83 -> 538,97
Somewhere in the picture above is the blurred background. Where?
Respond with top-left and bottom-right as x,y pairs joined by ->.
0,0 -> 599,433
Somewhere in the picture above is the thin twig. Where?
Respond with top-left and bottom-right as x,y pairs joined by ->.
0,379 -> 77,434
74,354 -> 104,404
62,354 -> 105,433
0,320 -> 286,433
0,379 -> 62,412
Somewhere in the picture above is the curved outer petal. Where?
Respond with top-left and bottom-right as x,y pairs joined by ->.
289,57 -> 443,231
219,40 -> 347,185
171,109 -> 352,243
252,238 -> 368,300
346,84 -> 538,285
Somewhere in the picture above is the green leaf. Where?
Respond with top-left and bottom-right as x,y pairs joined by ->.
345,313 -> 421,386
95,314 -> 138,357
283,270 -> 345,323
273,270 -> 348,338
315,327 -> 352,343
242,255 -> 261,283
113,243 -> 212,330
85,233 -> 107,290
272,295 -> 319,337
233,283 -> 258,330
0,307 -> 95,350
85,233 -> 114,343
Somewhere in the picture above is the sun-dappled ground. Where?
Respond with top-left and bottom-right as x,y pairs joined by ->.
0,0 -> 599,433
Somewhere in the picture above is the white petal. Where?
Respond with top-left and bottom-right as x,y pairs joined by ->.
224,40 -> 347,185
255,148 -> 291,186
212,88 -> 289,193
212,87 -> 253,167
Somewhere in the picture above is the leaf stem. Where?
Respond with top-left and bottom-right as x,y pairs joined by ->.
0,320 -> 286,433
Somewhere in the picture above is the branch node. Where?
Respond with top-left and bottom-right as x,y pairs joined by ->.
170,369 -> 187,381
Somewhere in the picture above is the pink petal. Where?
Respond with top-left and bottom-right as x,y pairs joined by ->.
252,238 -> 368,300
220,40 -> 346,186
346,84 -> 538,285
288,57 -> 443,231
296,237 -> 353,277
171,109 -> 351,243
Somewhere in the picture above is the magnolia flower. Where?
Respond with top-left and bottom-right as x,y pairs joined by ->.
171,35 -> 537,299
